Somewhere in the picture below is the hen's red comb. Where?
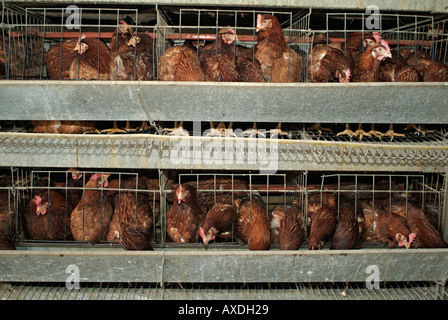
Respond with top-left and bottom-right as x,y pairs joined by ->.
33,195 -> 42,205
257,13 -> 262,26
199,227 -> 206,241
409,233 -> 416,243
380,39 -> 391,51
372,32 -> 381,44
345,68 -> 351,80
90,173 -> 103,181
119,20 -> 128,25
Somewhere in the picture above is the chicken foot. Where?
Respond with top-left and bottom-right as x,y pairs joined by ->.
267,122 -> 290,139
366,124 -> 383,139
383,124 -> 405,141
306,123 -> 332,134
353,123 -> 371,141
206,122 -> 223,137
405,124 -> 436,136
101,121 -> 128,134
336,123 -> 357,140
242,122 -> 266,139
163,121 -> 189,137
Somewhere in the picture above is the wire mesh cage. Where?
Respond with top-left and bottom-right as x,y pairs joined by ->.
163,172 -> 306,247
1,3 -> 157,80
308,12 -> 448,82
2,169 -> 162,246
306,173 -> 447,249
156,8 -> 312,82
4,168 -> 446,250
0,4 -> 312,82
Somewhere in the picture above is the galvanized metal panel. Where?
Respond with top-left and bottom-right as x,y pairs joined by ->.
3,0 -> 447,13
1,81 -> 448,124
1,249 -> 447,283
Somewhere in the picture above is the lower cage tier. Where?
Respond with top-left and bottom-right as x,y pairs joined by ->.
1,168 -> 447,289
1,168 -> 447,249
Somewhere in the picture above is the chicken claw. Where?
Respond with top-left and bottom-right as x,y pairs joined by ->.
336,123 -> 357,140
354,124 -> 371,141
101,121 -> 128,134
163,121 -> 189,137
267,122 -> 290,139
242,122 -> 266,139
206,122 -> 223,137
405,124 -> 436,136
367,124 -> 383,139
307,123 -> 332,134
222,122 -> 239,138
383,124 -> 405,141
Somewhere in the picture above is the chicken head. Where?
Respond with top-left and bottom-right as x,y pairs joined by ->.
90,173 -> 110,188
371,45 -> 392,61
74,35 -> 88,55
219,28 -> 238,45
256,14 -> 273,32
118,20 -> 132,35
33,195 -> 51,215
396,232 -> 416,249
199,226 -> 216,248
173,184 -> 195,205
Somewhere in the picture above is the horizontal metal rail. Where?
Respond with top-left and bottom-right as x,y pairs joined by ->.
1,81 -> 448,123
1,248 -> 447,283
2,1 -> 447,14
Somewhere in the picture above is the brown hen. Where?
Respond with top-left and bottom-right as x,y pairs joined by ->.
166,184 -> 203,243
255,14 -> 302,83
234,194 -> 270,250
70,173 -> 113,242
23,191 -> 73,241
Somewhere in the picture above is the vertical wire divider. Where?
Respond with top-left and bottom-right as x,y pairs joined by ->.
21,7 -> 28,79
77,8 -> 83,80
97,9 -> 101,79
133,10 -> 138,81
39,8 -> 46,79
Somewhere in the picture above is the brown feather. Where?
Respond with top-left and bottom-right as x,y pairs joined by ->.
380,199 -> 447,248
45,39 -> 79,79
359,200 -> 413,248
70,174 -> 113,242
277,205 -> 304,250
23,190 -> 73,241
255,14 -> 301,83
330,196 -> 361,250
234,195 -> 270,250
158,45 -> 205,81
106,177 -> 155,245
166,184 -> 203,243
200,203 -> 238,246
68,37 -> 112,80
307,193 -> 338,250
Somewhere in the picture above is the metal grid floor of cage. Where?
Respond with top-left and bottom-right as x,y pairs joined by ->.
1,281 -> 446,300
0,127 -> 447,172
